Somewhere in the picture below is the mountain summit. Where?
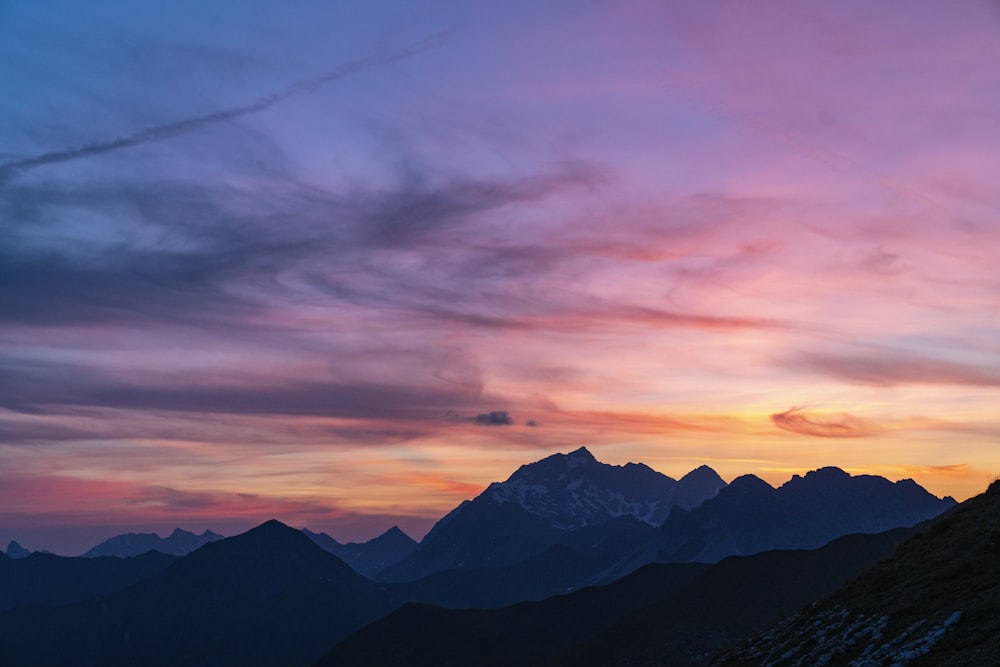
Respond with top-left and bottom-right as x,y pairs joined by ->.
487,446 -> 688,528
379,447 -> 726,582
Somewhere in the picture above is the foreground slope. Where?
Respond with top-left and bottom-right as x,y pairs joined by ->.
319,526 -> 917,666
0,520 -> 396,667
714,480 -> 1000,666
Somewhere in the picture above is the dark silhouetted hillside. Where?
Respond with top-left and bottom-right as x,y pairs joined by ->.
319,526 -> 916,666
0,520 -> 397,667
396,515 -> 660,608
316,560 -> 710,667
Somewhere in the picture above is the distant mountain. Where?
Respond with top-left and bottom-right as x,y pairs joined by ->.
303,525 -> 417,578
656,466 -> 956,562
319,526 -> 918,666
0,520 -> 399,667
379,447 -> 725,582
4,540 -> 30,559
82,527 -> 224,557
0,550 -> 176,613
714,480 -> 1000,666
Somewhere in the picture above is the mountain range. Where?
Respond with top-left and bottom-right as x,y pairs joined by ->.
378,447 -> 727,582
319,526 -> 920,666
82,528 -> 224,558
0,447 -> 967,666
379,448 -> 953,590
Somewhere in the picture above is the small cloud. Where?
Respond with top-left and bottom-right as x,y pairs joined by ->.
525,419 -> 540,427
771,407 -> 876,438
474,410 -> 514,426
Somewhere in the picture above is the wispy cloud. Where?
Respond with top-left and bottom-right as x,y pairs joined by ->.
771,407 -> 877,438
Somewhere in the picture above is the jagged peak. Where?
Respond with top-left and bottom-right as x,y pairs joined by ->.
804,466 -> 850,479
245,519 -> 297,537
679,465 -> 725,483
221,519 -> 318,553
505,446 -> 598,481
369,525 -> 416,545
382,525 -> 411,539
783,466 -> 852,488
728,474 -> 774,493
566,446 -> 596,464
5,540 -> 31,559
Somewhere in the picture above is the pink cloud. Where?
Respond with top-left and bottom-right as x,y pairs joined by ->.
771,407 -> 877,438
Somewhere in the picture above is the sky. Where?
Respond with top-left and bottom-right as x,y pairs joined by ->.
2,0 -> 1000,555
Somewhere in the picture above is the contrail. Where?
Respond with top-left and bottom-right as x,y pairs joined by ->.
0,29 -> 457,183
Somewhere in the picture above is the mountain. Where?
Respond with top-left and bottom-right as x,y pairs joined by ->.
656,467 -> 956,562
714,479 -> 1000,666
303,525 -> 417,578
0,520 -> 398,667
379,447 -> 725,582
4,540 -> 30,559
485,446 -> 684,528
674,465 -> 729,510
0,550 -> 176,613
82,527 -> 224,557
319,526 -> 918,666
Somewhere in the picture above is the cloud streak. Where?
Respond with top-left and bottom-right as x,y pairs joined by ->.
0,28 -> 457,183
771,407 -> 877,438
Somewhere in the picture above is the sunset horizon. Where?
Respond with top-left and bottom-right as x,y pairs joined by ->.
3,1 -> 999,557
